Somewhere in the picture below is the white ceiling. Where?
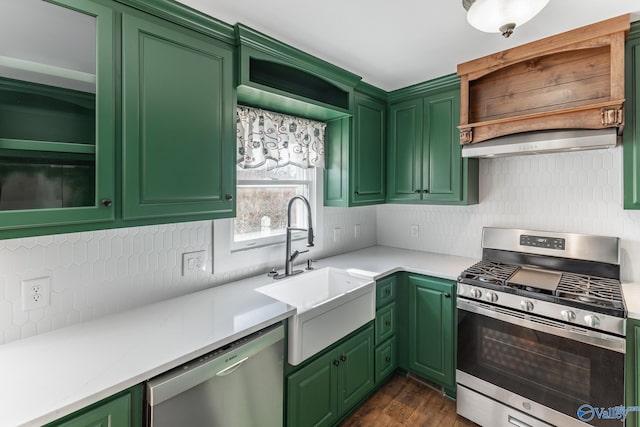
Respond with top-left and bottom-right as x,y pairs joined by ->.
178,1 -> 639,92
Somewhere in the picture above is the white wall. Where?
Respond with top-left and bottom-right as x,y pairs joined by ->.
377,146 -> 640,282
0,205 -> 376,345
3,145 -> 640,345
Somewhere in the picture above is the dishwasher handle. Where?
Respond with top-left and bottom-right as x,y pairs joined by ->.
215,356 -> 248,376
147,323 -> 284,406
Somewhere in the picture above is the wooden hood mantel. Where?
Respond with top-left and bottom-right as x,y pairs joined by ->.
457,14 -> 630,145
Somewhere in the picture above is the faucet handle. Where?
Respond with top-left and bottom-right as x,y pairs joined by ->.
306,259 -> 315,270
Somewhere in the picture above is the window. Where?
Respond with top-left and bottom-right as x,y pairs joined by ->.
232,162 -> 315,251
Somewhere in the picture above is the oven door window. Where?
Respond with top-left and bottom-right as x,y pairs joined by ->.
457,309 -> 624,425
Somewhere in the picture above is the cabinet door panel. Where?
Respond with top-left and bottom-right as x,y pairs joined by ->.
338,326 -> 374,413
122,13 -> 234,220
47,394 -> 130,427
0,0 -> 115,233
423,90 -> 463,202
287,351 -> 338,427
387,99 -> 422,201
324,117 -> 350,206
408,275 -> 454,388
375,337 -> 397,384
351,94 -> 385,205
624,29 -> 640,209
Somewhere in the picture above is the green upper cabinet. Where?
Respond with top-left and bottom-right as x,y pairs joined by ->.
0,0 -> 115,235
405,274 -> 456,397
387,75 -> 478,205
121,9 -> 235,221
235,24 -> 360,122
325,85 -> 386,207
624,21 -> 640,209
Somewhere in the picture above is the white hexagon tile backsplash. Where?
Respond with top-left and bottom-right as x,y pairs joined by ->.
376,146 -> 640,282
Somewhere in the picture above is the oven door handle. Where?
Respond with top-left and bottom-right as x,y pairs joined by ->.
507,415 -> 532,427
508,415 -> 533,427
458,298 -> 625,353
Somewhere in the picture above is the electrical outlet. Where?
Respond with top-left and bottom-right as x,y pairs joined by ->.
410,225 -> 419,238
182,250 -> 206,276
22,277 -> 50,311
333,227 -> 342,243
354,224 -> 361,239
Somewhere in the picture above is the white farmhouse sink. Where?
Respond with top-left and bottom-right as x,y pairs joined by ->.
255,267 -> 375,365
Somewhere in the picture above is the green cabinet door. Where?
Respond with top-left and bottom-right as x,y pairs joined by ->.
624,22 -> 640,209
386,76 -> 478,205
45,384 -> 143,427
407,274 -> 455,396
387,98 -> 423,202
350,92 -> 385,206
337,325 -> 375,413
324,89 -> 385,208
626,318 -> 640,426
122,11 -> 235,221
422,90 -> 463,203
286,324 -> 374,427
287,349 -> 338,427
0,0 -> 115,236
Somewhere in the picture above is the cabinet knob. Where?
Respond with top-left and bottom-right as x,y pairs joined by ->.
414,189 -> 421,193
354,191 -> 359,196
384,288 -> 391,296
385,356 -> 391,363
340,354 -> 347,362
422,189 -> 429,194
444,293 -> 451,298
333,359 -> 340,367
225,194 -> 233,201
101,199 -> 112,207
385,320 -> 391,327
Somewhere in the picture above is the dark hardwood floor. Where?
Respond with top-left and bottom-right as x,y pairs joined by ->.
340,374 -> 479,427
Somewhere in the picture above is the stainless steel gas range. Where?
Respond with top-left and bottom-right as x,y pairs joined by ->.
456,227 -> 626,427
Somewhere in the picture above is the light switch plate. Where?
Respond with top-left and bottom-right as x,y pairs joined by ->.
182,250 -> 206,276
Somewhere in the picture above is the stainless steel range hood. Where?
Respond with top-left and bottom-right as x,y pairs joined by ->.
461,129 -> 619,158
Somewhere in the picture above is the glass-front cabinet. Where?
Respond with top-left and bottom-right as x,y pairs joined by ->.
0,0 -> 114,231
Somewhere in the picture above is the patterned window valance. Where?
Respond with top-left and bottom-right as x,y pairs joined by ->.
236,105 -> 326,169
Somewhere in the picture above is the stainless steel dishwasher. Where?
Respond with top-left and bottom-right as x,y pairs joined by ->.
146,323 -> 284,427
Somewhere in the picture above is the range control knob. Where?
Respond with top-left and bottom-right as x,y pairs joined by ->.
485,292 -> 498,303
520,300 -> 534,312
584,314 -> 600,328
470,288 -> 482,299
560,310 -> 576,322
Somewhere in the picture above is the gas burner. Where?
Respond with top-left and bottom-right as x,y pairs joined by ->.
556,272 -> 624,309
459,260 -> 519,287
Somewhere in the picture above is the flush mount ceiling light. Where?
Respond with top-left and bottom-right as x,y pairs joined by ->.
462,0 -> 551,38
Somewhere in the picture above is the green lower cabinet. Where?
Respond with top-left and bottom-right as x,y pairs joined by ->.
375,337 -> 397,383
626,318 -> 640,426
375,302 -> 396,345
406,274 -> 456,397
286,324 -> 374,427
44,384 -> 143,427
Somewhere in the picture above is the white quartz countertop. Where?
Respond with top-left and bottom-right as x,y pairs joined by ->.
4,243 -> 637,426
0,245 -> 477,427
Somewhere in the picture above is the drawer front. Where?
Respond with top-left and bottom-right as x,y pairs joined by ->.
376,276 -> 396,309
375,337 -> 397,383
375,302 -> 396,345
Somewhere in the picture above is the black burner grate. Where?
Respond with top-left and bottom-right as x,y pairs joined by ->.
556,272 -> 624,309
459,260 -> 519,286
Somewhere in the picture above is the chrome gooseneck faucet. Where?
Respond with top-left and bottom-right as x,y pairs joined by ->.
274,195 -> 314,279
